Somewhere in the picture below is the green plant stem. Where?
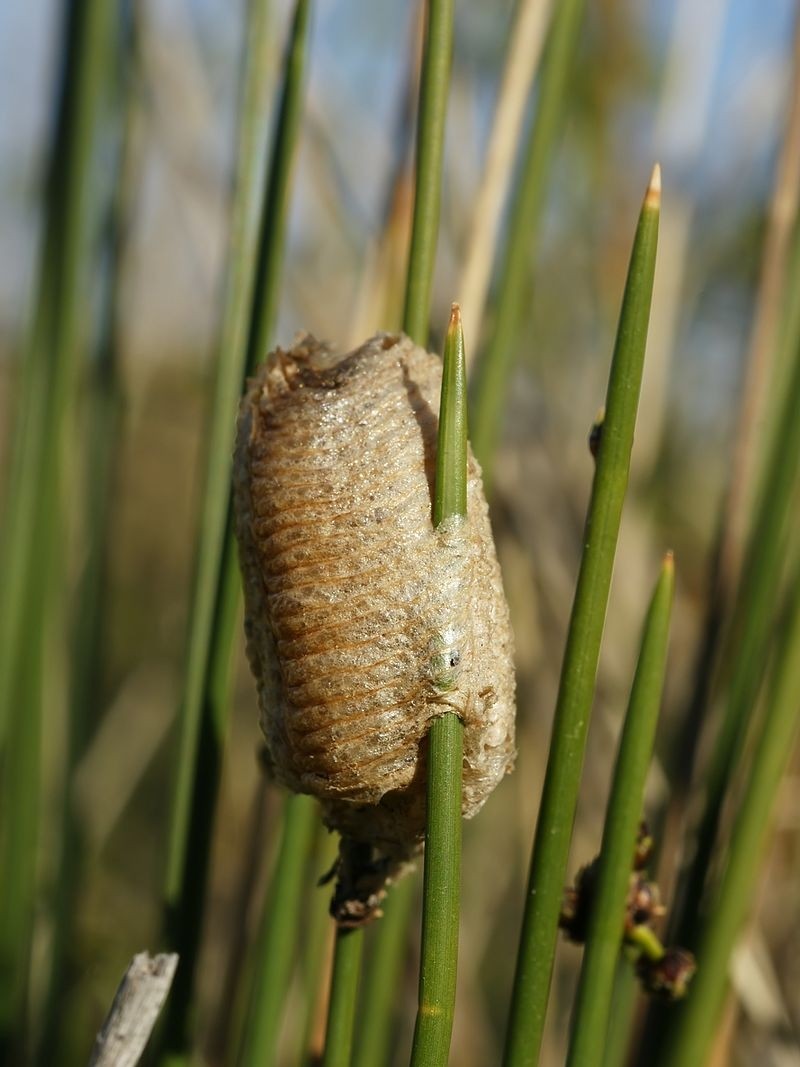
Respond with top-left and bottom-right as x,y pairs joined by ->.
160,1 -> 312,1058
238,793 -> 319,1067
322,929 -> 365,1067
659,563 -> 800,1067
674,285 -> 800,948
470,0 -> 585,483
503,168 -> 660,1067
353,877 -> 416,1067
320,4 -> 455,1062
402,0 -> 455,346
295,828 -> 341,1066
395,1 -> 462,1061
0,0 -> 110,1055
245,0 -> 311,373
601,960 -> 638,1067
410,713 -> 463,1067
205,767 -> 275,1064
409,306 -> 467,1066
567,555 -> 675,1067
433,305 -> 468,524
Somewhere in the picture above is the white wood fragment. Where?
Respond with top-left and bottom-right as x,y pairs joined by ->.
88,952 -> 178,1067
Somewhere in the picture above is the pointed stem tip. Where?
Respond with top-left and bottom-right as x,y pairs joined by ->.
434,300 -> 468,527
663,549 -> 674,571
645,163 -> 661,209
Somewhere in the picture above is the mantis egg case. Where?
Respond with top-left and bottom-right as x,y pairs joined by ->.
233,331 -> 515,916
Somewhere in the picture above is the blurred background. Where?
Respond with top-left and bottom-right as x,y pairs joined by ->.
1,0 -> 799,1064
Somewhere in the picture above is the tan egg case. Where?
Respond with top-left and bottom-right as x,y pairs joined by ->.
233,331 -> 515,914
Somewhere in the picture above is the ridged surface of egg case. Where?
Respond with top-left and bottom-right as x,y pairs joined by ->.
234,331 -> 515,859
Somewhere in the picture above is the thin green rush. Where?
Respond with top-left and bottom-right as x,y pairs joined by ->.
322,929 -> 365,1067
292,827 -> 341,1066
238,793 -> 318,1067
567,554 -> 675,1067
399,3 -> 462,1062
320,2 -> 456,1067
503,166 -> 661,1067
353,877 -> 416,1067
600,961 -> 638,1067
409,305 -> 467,1067
402,0 -> 455,347
345,0 -> 460,1060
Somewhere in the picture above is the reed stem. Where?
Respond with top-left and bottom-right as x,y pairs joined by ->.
409,305 -> 467,1067
566,555 -> 674,1067
503,167 -> 661,1067
322,929 -> 365,1067
410,713 -> 464,1067
353,878 -> 416,1067
238,794 -> 319,1067
402,0 -> 455,346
